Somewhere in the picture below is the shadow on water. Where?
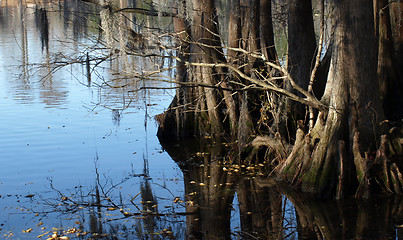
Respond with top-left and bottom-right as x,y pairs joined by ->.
160,138 -> 403,239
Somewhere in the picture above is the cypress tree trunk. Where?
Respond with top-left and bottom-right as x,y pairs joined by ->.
287,0 -> 317,119
158,0 -> 230,139
376,0 -> 403,121
279,0 -> 385,198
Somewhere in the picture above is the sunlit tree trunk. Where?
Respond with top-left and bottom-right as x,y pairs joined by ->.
158,0 -> 278,141
280,0 -> 385,197
158,0 -> 233,139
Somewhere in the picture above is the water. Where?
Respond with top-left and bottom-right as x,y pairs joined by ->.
1,1 -> 403,240
0,1 -> 186,239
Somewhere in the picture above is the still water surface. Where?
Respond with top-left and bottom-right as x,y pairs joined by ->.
0,1 -> 187,238
1,1 -> 403,240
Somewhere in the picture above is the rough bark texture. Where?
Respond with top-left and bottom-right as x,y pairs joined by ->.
158,0 -> 278,142
279,0 -> 385,197
156,0 -> 403,199
158,0 -> 229,139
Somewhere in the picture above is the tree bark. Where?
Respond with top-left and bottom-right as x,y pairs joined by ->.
376,0 -> 403,121
260,0 -> 278,63
280,0 -> 384,197
287,0 -> 317,119
158,0 -> 230,139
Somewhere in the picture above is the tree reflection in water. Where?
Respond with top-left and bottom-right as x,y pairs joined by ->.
161,138 -> 403,239
14,140 -> 403,239
161,138 -> 285,239
4,1 -> 403,238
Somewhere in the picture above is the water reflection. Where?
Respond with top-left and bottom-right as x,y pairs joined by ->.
34,6 -> 49,51
0,0 -> 166,110
2,0 -> 403,239
160,137 -> 403,239
112,108 -> 121,125
0,1 -> 177,239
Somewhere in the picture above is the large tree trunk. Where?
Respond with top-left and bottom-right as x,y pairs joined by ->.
287,0 -> 317,120
189,0 -> 226,135
260,0 -> 278,63
390,0 -> 403,95
279,0 -> 384,198
157,0 -> 230,139
375,0 -> 403,121
158,0 -> 279,142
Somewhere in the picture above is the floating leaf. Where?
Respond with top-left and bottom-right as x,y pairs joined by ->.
22,228 -> 33,233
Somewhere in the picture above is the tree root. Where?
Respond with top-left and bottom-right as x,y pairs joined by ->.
273,122 -> 403,198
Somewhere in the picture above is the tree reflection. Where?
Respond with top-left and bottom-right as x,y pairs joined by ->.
163,139 -> 237,239
237,178 -> 283,239
28,158 -> 185,239
282,189 -> 403,240
160,138 -> 286,239
34,6 -> 49,51
10,143 -> 403,239
160,137 -> 403,239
